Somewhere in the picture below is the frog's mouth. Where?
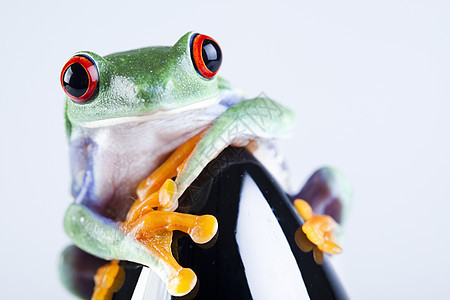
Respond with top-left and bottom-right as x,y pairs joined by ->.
80,96 -> 220,128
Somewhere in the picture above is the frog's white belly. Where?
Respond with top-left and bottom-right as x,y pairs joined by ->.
70,104 -> 228,221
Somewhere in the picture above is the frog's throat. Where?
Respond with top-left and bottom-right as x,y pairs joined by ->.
78,96 -> 219,128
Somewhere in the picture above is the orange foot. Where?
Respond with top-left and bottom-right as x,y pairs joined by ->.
120,180 -> 217,297
122,210 -> 217,296
92,260 -> 125,300
294,199 -> 342,255
294,227 -> 324,264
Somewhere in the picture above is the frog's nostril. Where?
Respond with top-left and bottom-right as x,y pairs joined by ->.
61,55 -> 99,103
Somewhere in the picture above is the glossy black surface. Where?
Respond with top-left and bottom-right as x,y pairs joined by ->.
201,39 -> 222,73
113,262 -> 143,299
172,147 -> 348,300
63,63 -> 89,98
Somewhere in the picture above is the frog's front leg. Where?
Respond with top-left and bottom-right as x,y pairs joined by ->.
172,97 -> 296,208
132,130 -> 207,209
125,130 -> 207,221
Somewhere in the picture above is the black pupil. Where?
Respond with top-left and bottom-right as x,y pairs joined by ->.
63,63 -> 89,98
202,39 -> 222,73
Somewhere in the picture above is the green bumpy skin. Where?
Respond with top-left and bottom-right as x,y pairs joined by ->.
174,97 -> 295,203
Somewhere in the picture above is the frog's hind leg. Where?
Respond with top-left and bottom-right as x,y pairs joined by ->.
292,167 -> 352,255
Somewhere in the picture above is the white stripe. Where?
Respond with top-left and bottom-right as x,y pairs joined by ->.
236,175 -> 310,300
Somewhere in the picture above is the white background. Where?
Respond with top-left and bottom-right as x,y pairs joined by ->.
1,0 -> 449,299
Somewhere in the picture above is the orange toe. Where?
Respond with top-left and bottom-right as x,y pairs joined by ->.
294,198 -> 343,255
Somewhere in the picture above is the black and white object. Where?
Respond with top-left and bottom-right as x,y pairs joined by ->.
119,147 -> 347,300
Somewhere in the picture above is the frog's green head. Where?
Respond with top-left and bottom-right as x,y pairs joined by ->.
61,32 -> 222,127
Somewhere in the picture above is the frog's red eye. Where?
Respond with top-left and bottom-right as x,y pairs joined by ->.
190,34 -> 222,79
61,55 -> 98,103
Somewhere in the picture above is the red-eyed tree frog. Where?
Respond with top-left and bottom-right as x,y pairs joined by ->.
60,32 -> 351,299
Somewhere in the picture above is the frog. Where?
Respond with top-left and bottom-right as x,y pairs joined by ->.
60,31 -> 349,299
